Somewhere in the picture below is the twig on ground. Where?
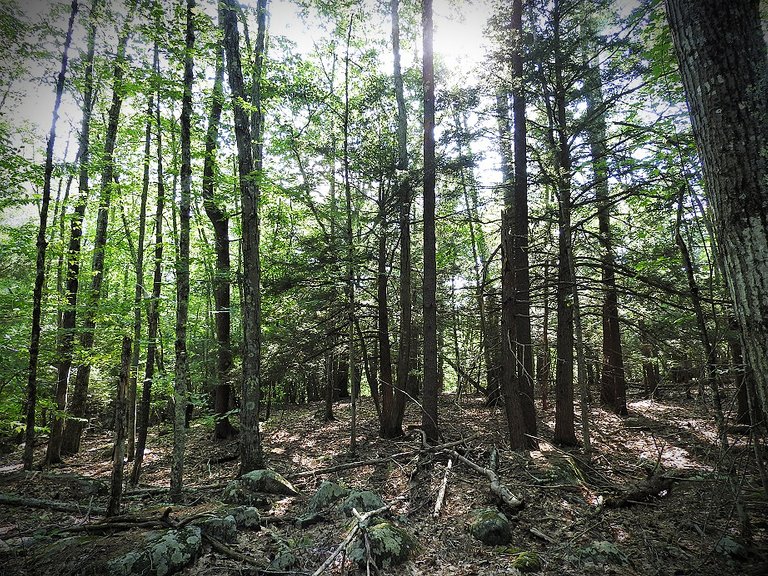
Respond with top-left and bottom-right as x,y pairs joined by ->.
433,458 -> 452,517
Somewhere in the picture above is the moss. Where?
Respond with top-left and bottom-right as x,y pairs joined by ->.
469,508 -> 512,546
340,490 -> 385,516
348,520 -> 416,568
512,550 -> 541,572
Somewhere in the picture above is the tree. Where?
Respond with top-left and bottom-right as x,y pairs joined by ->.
664,0 -> 768,419
421,0 -> 438,444
24,0 -> 78,470
169,0 -> 195,503
221,0 -> 266,473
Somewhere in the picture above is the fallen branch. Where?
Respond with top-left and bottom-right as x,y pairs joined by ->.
446,450 -> 524,511
311,503 -> 392,576
0,493 -> 106,516
604,473 -> 675,508
290,434 -> 479,479
432,459 -> 452,517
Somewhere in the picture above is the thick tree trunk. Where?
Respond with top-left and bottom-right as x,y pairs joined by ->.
24,0 -> 78,470
130,37 -> 165,486
46,0 -> 98,466
170,0 -> 195,503
421,0 -> 439,444
221,0 -> 265,473
61,12 -> 133,456
665,0 -> 768,418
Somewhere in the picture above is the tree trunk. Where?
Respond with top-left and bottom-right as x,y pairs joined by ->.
130,35 -> 165,486
170,0 -> 195,503
221,0 -> 265,473
24,0 -> 78,470
539,260 -> 551,411
421,0 -> 439,444
202,41 -> 235,440
376,178 -> 394,436
584,44 -> 627,416
107,336 -> 131,517
45,0 -> 98,466
665,0 -> 768,418
61,9 -> 133,456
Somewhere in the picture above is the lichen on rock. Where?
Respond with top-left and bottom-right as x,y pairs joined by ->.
469,508 -> 512,545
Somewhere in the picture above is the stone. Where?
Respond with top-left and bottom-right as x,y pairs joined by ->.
512,550 -> 541,572
307,481 -> 349,513
194,515 -> 237,544
339,490 -> 385,517
106,525 -> 202,576
469,508 -> 512,545
225,506 -> 261,530
240,469 -> 299,496
221,480 -> 267,506
267,550 -> 298,572
348,521 -> 415,568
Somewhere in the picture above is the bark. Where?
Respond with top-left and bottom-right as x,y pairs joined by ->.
221,0 -> 265,473
202,42 -> 235,440
45,0 -> 98,466
539,260 -> 551,411
25,0 -> 78,470
107,337 -> 131,517
62,9 -> 133,456
584,44 -> 627,416
421,0 -> 439,444
376,179 -> 394,436
665,0 -> 768,418
130,36 -> 164,486
170,0 -> 195,503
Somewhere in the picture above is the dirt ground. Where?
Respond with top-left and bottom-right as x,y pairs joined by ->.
0,392 -> 766,575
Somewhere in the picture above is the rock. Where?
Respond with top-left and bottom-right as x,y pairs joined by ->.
296,512 -> 325,529
0,539 -> 10,553
512,550 -> 541,572
221,480 -> 268,506
225,506 -> 261,530
267,550 -> 298,572
194,515 -> 237,544
340,490 -> 385,517
348,520 -> 415,568
307,481 -> 349,513
469,508 -> 512,545
240,469 -> 299,496
106,525 -> 202,576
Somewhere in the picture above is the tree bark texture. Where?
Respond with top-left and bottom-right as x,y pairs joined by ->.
170,0 -> 195,503
25,0 -> 78,470
221,0 -> 265,473
665,0 -> 768,418
107,336 -> 131,517
421,0 -> 439,444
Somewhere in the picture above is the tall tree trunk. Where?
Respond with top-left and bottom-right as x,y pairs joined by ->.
384,0 -> 410,438
130,36 -> 165,485
61,8 -> 133,456
107,336 -> 131,517
539,259 -> 551,411
511,0 -> 537,447
376,179 -> 394,436
665,0 -> 768,419
202,42 -> 235,440
170,0 -> 195,503
421,0 -> 439,444
128,71 -> 153,461
45,0 -> 99,466
584,47 -> 627,417
221,0 -> 265,473
24,0 -> 78,470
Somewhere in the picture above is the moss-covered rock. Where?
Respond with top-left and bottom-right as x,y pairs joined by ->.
221,480 -> 268,506
308,480 -> 349,513
267,550 -> 299,572
348,521 -> 416,568
512,550 -> 541,572
340,490 -> 385,516
194,515 -> 237,543
106,525 -> 202,576
225,506 -> 261,529
469,508 -> 512,545
240,469 -> 299,496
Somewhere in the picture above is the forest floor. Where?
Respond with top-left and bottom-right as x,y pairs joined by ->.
0,392 -> 766,575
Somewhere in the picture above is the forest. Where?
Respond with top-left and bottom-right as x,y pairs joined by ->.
0,0 -> 766,574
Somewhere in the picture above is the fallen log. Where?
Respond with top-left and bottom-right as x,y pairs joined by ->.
604,473 -> 675,508
0,493 -> 106,516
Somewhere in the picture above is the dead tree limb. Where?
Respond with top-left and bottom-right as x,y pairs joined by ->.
446,449 -> 524,511
0,493 -> 106,516
432,458 -> 452,517
604,473 -> 675,508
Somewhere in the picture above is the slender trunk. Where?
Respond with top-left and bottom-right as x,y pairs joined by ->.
61,8 -> 133,455
221,0 -> 265,473
666,0 -> 768,419
675,190 -> 726,446
421,0 -> 439,444
511,0 -> 536,446
170,0 -> 195,502
202,42 -> 235,440
377,179 -> 393,435
539,259 -> 551,411
46,0 -> 98,465
24,0 -> 78,470
107,336 -> 131,516
386,0 -> 410,438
